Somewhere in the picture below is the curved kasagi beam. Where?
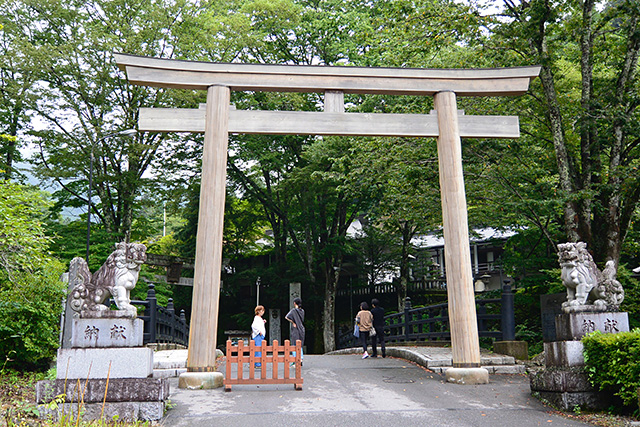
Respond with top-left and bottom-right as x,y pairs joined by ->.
114,53 -> 540,97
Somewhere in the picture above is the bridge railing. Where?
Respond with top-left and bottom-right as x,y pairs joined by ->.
111,283 -> 189,347
337,283 -> 515,349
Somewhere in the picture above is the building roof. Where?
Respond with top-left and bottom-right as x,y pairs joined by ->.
411,228 -> 518,249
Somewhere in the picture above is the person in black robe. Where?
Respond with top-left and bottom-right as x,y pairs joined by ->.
371,298 -> 386,358
285,297 -> 305,365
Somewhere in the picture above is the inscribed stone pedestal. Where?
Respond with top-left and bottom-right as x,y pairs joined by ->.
544,341 -> 587,367
554,312 -> 629,341
36,378 -> 169,403
37,402 -> 165,422
56,347 -> 153,379
71,318 -> 144,348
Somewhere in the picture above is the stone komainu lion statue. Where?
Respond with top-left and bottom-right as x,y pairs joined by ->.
69,242 -> 147,317
557,242 -> 624,313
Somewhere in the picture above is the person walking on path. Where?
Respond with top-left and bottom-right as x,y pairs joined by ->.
251,305 -> 266,367
370,298 -> 386,358
356,302 -> 373,359
285,297 -> 305,366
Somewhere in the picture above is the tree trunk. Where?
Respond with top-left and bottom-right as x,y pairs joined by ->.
599,12 -> 640,264
322,264 -> 338,352
538,65 -> 580,243
397,221 -> 414,312
577,0 -> 595,245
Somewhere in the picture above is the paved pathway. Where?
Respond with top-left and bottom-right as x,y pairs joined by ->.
153,345 -> 525,378
158,353 -> 589,427
328,345 -> 526,374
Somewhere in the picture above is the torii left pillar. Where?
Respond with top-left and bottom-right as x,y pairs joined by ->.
435,91 -> 488,385
178,85 -> 229,389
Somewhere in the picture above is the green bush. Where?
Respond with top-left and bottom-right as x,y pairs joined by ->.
0,181 -> 66,370
582,329 -> 640,410
0,259 -> 65,370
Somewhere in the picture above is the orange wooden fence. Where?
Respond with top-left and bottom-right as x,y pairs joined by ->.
223,339 -> 303,391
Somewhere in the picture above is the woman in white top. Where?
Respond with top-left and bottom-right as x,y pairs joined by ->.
252,305 -> 266,367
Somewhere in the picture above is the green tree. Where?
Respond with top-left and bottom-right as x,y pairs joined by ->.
488,0 -> 640,266
0,180 -> 65,370
348,136 -> 442,311
184,0 -> 377,351
4,0 -> 203,247
350,221 -> 400,291
0,2 -> 39,180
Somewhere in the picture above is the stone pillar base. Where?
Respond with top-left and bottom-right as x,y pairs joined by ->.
529,366 -> 611,410
38,401 -> 164,422
445,367 -> 489,385
36,378 -> 168,422
535,390 -> 611,411
178,371 -> 224,389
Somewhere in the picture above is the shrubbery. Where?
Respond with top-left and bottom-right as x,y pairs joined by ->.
0,181 -> 66,370
583,329 -> 640,410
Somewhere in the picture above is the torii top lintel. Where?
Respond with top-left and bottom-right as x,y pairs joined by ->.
114,53 -> 540,97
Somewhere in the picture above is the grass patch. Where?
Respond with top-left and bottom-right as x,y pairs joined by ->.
1,369 -> 47,425
0,369 -> 152,426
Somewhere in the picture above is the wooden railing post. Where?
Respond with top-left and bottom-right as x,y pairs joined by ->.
404,297 -> 412,341
146,283 -> 157,344
167,298 -> 175,340
180,309 -> 188,344
501,281 -> 516,341
477,302 -> 486,334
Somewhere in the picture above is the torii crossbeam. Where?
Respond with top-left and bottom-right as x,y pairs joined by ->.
115,53 -> 539,385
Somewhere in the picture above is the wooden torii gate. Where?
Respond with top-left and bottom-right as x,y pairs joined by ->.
115,53 -> 539,385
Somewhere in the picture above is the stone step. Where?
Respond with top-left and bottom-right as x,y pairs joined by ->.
57,347 -> 153,379
430,365 -> 526,374
328,346 -> 523,375
153,349 -> 188,369
153,368 -> 188,379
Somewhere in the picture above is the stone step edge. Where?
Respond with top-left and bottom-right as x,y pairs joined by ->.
153,368 -> 187,379
327,348 -> 520,372
36,378 -> 169,404
37,401 -> 164,422
430,365 -> 526,374
153,361 -> 187,369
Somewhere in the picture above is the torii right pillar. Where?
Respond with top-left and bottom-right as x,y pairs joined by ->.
435,90 -> 489,385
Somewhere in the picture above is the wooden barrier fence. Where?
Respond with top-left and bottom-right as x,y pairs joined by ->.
224,339 -> 303,391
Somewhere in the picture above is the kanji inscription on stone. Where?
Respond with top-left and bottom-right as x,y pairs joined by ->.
582,320 -> 596,334
110,325 -> 127,340
84,326 -> 99,340
604,319 -> 619,333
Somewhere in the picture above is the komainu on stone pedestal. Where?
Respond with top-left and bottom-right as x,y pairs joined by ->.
69,242 -> 147,318
557,242 -> 624,313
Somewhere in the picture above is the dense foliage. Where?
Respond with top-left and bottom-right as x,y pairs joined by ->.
0,0 -> 638,357
0,181 -> 65,370
583,329 -> 640,410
